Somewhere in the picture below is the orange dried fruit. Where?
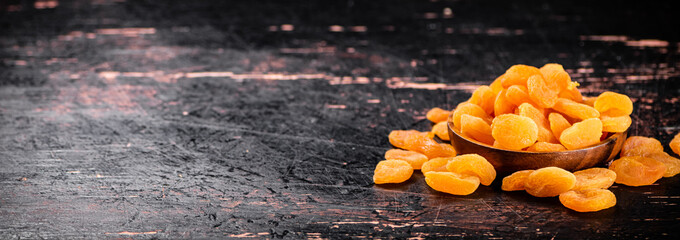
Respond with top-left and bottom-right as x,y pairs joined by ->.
501,170 -> 534,191
645,152 -> 680,178
501,64 -> 542,87
494,89 -> 516,116
452,102 -> 492,130
388,130 -> 425,149
460,114 -> 495,145
600,115 -> 632,133
445,154 -> 496,186
469,86 -> 496,115
517,103 -> 557,143
572,168 -> 617,191
559,189 -> 616,212
489,74 -> 505,94
491,114 -> 539,150
431,121 -> 450,141
404,132 -> 457,159
539,63 -> 571,93
582,96 -> 596,107
505,85 -> 532,106
620,136 -> 664,157
558,84 -> 583,102
426,107 -> 452,123
421,157 -> 453,173
608,156 -> 666,186
524,167 -> 576,197
672,133 -> 680,156
526,142 -> 567,152
594,91 -> 634,117
373,160 -> 414,184
548,112 -> 572,139
552,98 -> 600,120
559,118 -> 603,150
424,171 -> 480,195
384,149 -> 428,170
527,74 -> 558,108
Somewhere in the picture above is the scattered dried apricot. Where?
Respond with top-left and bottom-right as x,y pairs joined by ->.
469,86 -> 496,115
491,114 -> 539,150
426,107 -> 452,123
421,157 -> 453,173
559,189 -> 616,212
373,160 -> 414,184
403,133 -> 457,159
445,154 -> 496,186
559,118 -> 603,150
460,114 -> 495,145
609,156 -> 666,186
620,136 -> 664,157
384,149 -> 428,170
424,171 -> 480,195
526,142 -> 567,152
600,115 -> 632,133
501,64 -> 542,87
552,98 -> 600,120
527,74 -> 558,108
431,121 -> 450,141
501,170 -> 534,191
572,168 -> 617,191
594,91 -> 633,117
524,167 -> 576,197
388,130 -> 425,149
645,152 -> 680,178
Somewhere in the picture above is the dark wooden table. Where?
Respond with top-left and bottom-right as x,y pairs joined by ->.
1,0 -> 679,239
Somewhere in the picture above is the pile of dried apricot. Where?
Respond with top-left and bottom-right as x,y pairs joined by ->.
373,63 -> 680,213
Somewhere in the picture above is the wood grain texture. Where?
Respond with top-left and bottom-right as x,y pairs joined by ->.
1,0 -> 679,239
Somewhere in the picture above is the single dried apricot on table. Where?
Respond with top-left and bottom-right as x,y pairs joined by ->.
594,91 -> 633,117
572,168 -> 617,191
548,112 -> 571,139
403,133 -> 457,159
460,114 -> 495,145
426,107 -> 452,123
608,156 -> 666,186
431,121 -> 450,141
452,102 -> 492,130
501,64 -> 542,87
388,130 -> 425,149
552,98 -> 600,120
559,118 -> 603,150
373,160 -> 414,184
526,142 -> 567,152
600,115 -> 632,133
645,152 -> 680,178
524,167 -> 576,197
445,154 -> 496,186
469,86 -> 496,115
501,170 -> 534,191
384,149 -> 428,170
671,133 -> 680,156
491,114 -> 539,150
559,189 -> 616,212
527,74 -> 558,108
620,136 -> 664,157
421,157 -> 453,173
424,171 -> 481,195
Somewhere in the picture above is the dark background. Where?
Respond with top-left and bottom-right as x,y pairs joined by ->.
1,0 -> 679,239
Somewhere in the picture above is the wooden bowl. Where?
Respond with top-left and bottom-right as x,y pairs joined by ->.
447,121 -> 627,175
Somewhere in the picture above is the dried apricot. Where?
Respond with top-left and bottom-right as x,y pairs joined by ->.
493,89 -> 516,117
572,168 -> 617,191
501,170 -> 534,191
548,112 -> 572,139
526,142 -> 567,152
620,136 -> 664,157
501,64 -> 542,87
558,84 -> 583,102
426,107 -> 452,123
524,167 -> 576,197
403,133 -> 457,159
421,157 -> 453,173
373,160 -> 414,184
460,114 -> 495,145
491,114 -> 539,150
600,115 -> 632,133
469,86 -> 496,115
431,121 -> 450,141
489,74 -> 505,94
445,154 -> 496,186
559,118 -> 603,150
670,132 -> 680,156
594,91 -> 633,117
452,102 -> 492,130
539,63 -> 571,93
582,96 -> 596,107
527,74 -> 558,108
646,152 -> 680,178
505,85 -> 532,106
388,130 -> 425,149
559,189 -> 616,212
384,149 -> 428,170
518,103 -> 557,143
608,156 -> 666,186
424,171 -> 480,195
552,98 -> 600,120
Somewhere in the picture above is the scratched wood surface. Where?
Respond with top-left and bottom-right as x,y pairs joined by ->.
1,0 -> 679,239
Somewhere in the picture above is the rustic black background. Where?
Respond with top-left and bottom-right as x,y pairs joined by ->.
1,0 -> 679,239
